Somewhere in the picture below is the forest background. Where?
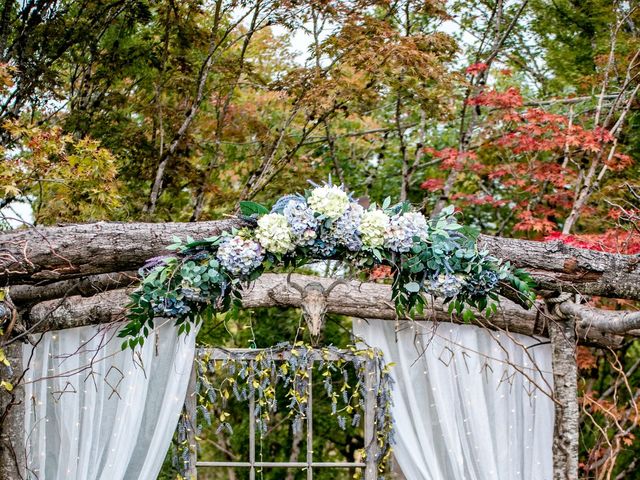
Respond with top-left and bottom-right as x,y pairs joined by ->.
1,1 -> 639,479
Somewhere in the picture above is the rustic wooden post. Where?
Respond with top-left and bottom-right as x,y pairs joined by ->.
547,297 -> 579,480
0,342 -> 25,480
364,358 -> 378,480
184,363 -> 198,479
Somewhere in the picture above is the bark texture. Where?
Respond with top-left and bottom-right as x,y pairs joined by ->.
24,273 -> 624,347
548,314 -> 579,480
558,301 -> 640,334
2,221 -> 639,301
0,219 -> 248,284
0,343 -> 25,480
477,236 -> 640,301
9,271 -> 138,306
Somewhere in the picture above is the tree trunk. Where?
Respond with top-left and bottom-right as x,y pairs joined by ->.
0,343 -> 25,480
548,314 -> 579,480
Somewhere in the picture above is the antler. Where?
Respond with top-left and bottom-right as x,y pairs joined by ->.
286,272 -> 304,294
324,278 -> 347,296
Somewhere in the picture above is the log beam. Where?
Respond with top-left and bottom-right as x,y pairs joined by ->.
1,221 -> 639,301
23,273 -> 625,347
479,236 -> 640,301
9,271 -> 138,307
0,219 -> 248,284
558,302 -> 640,334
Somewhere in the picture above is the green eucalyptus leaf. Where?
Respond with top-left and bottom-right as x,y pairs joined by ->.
404,281 -> 421,293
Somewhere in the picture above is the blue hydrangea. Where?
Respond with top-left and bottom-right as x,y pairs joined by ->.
283,200 -> 318,246
216,235 -> 264,276
332,203 -> 363,251
426,274 -> 463,298
464,270 -> 499,298
310,228 -> 337,257
180,287 -> 204,302
152,297 -> 191,317
384,212 -> 428,253
271,194 -> 305,214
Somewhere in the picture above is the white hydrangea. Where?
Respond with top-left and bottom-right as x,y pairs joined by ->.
307,185 -> 350,220
384,212 -> 429,252
216,236 -> 264,276
255,213 -> 295,254
360,209 -> 390,248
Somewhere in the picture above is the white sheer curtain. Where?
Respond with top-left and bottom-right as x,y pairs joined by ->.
354,319 -> 554,480
23,320 -> 197,480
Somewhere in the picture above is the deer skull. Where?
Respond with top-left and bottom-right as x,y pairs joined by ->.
286,274 -> 346,342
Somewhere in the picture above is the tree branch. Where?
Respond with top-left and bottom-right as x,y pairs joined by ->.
22,273 -> 627,347
1,221 -> 639,302
559,302 -> 640,334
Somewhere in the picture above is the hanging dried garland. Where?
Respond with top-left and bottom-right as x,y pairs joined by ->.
120,180 -> 535,347
171,343 -> 395,477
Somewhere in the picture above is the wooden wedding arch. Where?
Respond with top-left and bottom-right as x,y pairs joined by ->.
1,219 -> 639,479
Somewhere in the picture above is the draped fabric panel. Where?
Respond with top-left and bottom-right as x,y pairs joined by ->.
353,319 -> 554,480
23,321 -> 196,480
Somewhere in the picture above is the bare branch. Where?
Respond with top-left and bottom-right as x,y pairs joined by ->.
559,302 -> 640,334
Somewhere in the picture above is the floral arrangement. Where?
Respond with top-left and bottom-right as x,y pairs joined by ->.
120,180 -> 535,347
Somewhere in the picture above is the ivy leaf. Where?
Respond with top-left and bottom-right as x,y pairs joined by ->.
239,201 -> 269,216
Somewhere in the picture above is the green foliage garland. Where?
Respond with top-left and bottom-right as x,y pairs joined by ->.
122,183 -> 535,476
120,183 -> 535,348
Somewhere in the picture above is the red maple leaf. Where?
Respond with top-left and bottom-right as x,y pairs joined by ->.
420,178 -> 445,192
466,62 -> 488,76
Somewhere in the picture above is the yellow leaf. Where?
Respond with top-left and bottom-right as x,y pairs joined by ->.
1,380 -> 13,392
0,349 -> 8,366
2,185 -> 21,197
